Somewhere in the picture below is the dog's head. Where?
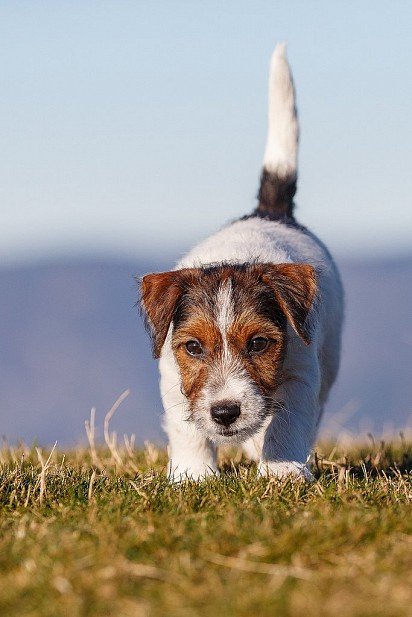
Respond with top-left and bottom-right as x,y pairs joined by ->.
140,263 -> 316,443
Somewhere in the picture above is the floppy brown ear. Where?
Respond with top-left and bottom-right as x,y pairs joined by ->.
140,268 -> 200,358
140,271 -> 183,358
260,263 -> 317,344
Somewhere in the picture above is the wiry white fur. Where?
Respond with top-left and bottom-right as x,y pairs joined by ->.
263,43 -> 299,179
215,280 -> 234,339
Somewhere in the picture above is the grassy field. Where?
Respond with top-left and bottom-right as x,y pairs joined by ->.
1,436 -> 411,617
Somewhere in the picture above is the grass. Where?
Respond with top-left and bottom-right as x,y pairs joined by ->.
1,433 -> 411,617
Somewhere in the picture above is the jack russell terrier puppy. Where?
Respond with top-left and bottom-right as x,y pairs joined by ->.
140,44 -> 343,481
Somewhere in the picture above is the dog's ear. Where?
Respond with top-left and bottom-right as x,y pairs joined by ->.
140,268 -> 197,358
140,271 -> 182,358
259,263 -> 317,344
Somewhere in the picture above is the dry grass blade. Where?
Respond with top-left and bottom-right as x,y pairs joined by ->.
88,469 -> 97,501
85,407 -> 102,468
124,433 -> 136,457
103,389 -> 130,467
102,559 -> 184,586
204,551 -> 312,580
117,559 -> 169,581
144,441 -> 159,466
35,442 -> 57,505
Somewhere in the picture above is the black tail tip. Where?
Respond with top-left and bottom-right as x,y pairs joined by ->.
256,168 -> 297,220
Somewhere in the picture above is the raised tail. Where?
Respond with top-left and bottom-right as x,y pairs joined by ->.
256,43 -> 299,220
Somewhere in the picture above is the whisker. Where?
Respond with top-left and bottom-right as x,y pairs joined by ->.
160,382 -> 181,402
162,400 -> 186,414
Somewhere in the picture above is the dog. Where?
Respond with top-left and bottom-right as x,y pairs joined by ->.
140,44 -> 343,481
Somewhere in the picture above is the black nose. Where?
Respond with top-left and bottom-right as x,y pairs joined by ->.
211,403 -> 241,427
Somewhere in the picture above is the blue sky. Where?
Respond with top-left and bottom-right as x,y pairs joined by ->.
1,1 -> 411,265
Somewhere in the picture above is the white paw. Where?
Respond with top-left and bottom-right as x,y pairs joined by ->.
167,463 -> 219,484
258,460 -> 314,482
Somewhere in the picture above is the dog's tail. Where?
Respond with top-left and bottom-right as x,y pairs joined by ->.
256,43 -> 299,220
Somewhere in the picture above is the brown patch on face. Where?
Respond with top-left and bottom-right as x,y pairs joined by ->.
172,312 -> 223,403
227,312 -> 287,396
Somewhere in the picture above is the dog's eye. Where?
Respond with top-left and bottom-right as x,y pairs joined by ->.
185,340 -> 204,356
248,337 -> 269,354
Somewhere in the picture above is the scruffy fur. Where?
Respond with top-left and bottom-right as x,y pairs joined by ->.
140,44 -> 343,481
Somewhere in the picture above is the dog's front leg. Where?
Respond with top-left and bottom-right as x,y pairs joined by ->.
258,402 -> 317,481
160,351 -> 218,482
164,412 -> 218,482
258,343 -> 322,481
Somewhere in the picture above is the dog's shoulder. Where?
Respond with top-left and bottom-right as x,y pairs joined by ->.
176,216 -> 335,275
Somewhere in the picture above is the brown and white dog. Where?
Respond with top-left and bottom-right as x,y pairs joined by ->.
140,44 -> 343,481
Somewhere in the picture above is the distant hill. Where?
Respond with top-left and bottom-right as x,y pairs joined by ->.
0,256 -> 411,446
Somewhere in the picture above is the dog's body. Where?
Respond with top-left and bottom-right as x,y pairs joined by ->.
141,44 -> 343,481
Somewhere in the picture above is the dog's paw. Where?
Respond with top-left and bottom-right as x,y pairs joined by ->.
167,463 -> 219,484
257,460 -> 314,482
